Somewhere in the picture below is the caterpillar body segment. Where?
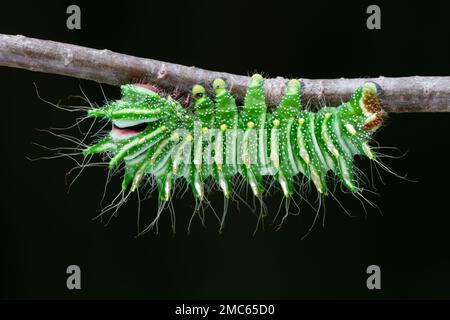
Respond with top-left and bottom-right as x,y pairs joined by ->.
239,74 -> 268,197
85,75 -> 384,205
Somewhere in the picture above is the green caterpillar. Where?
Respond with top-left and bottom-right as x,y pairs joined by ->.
83,74 -> 385,229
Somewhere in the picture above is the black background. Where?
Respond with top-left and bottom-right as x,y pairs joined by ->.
1,0 -> 450,299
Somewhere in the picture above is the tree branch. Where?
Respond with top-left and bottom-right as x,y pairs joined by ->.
1,33 -> 449,112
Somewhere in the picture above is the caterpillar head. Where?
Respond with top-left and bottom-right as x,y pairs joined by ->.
360,82 -> 385,132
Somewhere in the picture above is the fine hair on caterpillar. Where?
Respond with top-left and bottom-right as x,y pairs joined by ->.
32,74 -> 408,237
